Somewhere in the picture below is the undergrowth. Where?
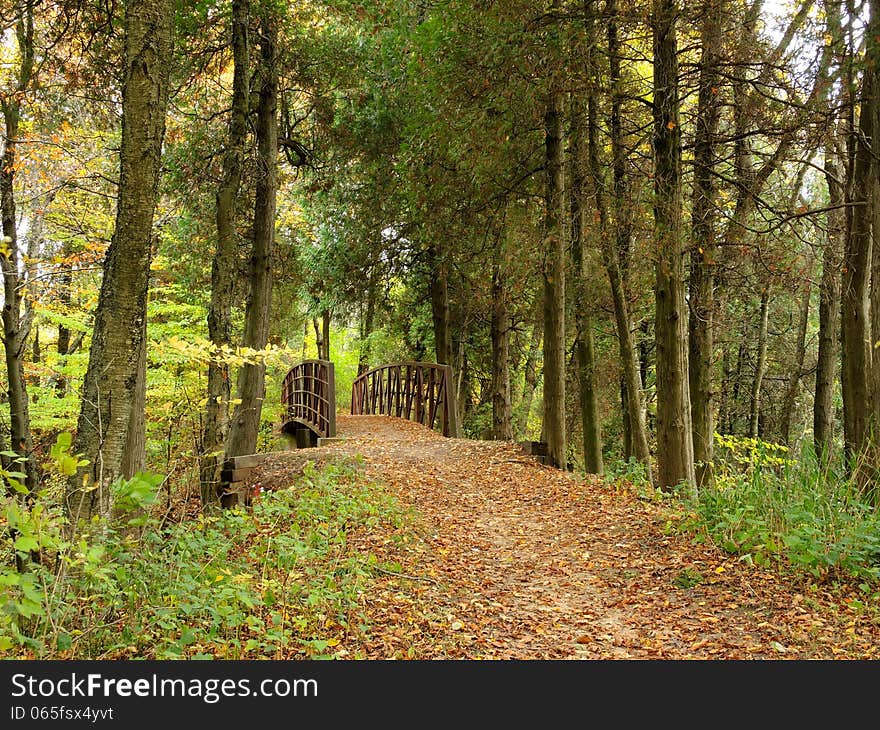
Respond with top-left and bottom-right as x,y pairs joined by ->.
675,434 -> 880,587
1,454 -> 407,659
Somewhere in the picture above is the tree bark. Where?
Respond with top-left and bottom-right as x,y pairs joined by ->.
607,0 -> 643,461
810,0 -> 844,458
358,261 -> 380,375
653,0 -> 695,492
781,268 -> 812,445
541,82 -> 567,470
121,331 -> 147,479
841,9 -> 876,465
717,336 -> 733,434
516,298 -> 543,437
748,287 -> 770,439
322,309 -> 330,360
572,3 -> 605,475
815,151 -> 844,457
201,0 -> 250,506
490,259 -> 513,440
427,242 -> 461,436
867,0 -> 880,497
0,1 -> 38,498
67,0 -> 173,520
225,12 -> 278,459
688,0 -> 724,488
428,243 -> 453,366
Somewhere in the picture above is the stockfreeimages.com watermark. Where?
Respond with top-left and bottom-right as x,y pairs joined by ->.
10,673 -> 318,705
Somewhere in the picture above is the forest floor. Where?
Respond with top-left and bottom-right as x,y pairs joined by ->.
251,414 -> 880,659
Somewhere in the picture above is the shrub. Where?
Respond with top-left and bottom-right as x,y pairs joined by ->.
682,434 -> 880,583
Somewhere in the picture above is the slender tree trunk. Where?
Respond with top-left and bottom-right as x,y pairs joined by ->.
225,12 -> 278,459
729,335 -> 746,434
66,0 -> 173,520
201,0 -> 250,506
689,0 -> 724,488
620,378 -> 632,458
866,0 -> 880,498
541,81 -> 567,470
490,260 -> 513,440
121,332 -> 147,479
322,309 -> 330,360
841,17 -> 876,465
427,242 -> 461,436
312,316 -> 323,358
57,268 -> 72,359
0,2 -> 38,498
717,338 -> 732,434
428,243 -> 453,366
599,218 -> 652,475
815,151 -> 844,457
358,262 -> 380,375
573,4 -> 605,474
517,300 -> 543,437
607,0 -> 639,458
749,287 -> 770,439
55,245 -> 73,397
653,0 -> 695,492
805,0 -> 844,458
575,319 -> 602,474
456,341 -> 469,427
781,269 -> 813,444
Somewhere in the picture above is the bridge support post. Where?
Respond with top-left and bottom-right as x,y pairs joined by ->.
441,364 -> 460,438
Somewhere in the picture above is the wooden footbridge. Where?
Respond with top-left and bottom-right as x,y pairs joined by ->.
221,359 -> 460,504
280,359 -> 459,440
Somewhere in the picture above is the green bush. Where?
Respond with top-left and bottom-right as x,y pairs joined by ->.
1,456 -> 406,659
682,434 -> 880,583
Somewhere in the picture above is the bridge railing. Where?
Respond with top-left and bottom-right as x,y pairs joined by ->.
281,359 -> 336,439
351,361 -> 459,437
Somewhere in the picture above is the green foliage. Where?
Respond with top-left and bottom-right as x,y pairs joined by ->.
673,567 -> 704,589
0,458 -> 406,659
681,434 -> 880,583
605,457 -> 653,494
111,472 -> 165,526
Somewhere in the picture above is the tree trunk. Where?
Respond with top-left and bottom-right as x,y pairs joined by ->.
322,309 -> 330,360
688,0 -> 724,488
572,3 -> 605,475
0,3 -> 38,498
815,150 -> 844,457
541,82 -> 567,470
652,0 -> 695,492
749,288 -> 770,439
427,242 -> 460,436
428,243 -> 453,366
607,0 -> 645,465
201,0 -> 250,506
67,0 -> 173,521
490,260 -> 513,440
121,331 -> 147,479
358,262 -> 380,375
717,337 -> 733,434
781,266 -> 813,445
841,19 -> 875,465
729,335 -> 746,434
867,0 -> 880,497
225,12 -> 278,459
517,300 -> 542,437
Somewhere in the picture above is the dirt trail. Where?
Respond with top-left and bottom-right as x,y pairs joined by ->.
252,414 -> 880,659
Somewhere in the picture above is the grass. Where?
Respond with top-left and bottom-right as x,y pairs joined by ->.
1,457 -> 410,659
678,435 -> 880,585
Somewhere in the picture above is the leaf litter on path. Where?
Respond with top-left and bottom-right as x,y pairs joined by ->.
251,415 -> 880,660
